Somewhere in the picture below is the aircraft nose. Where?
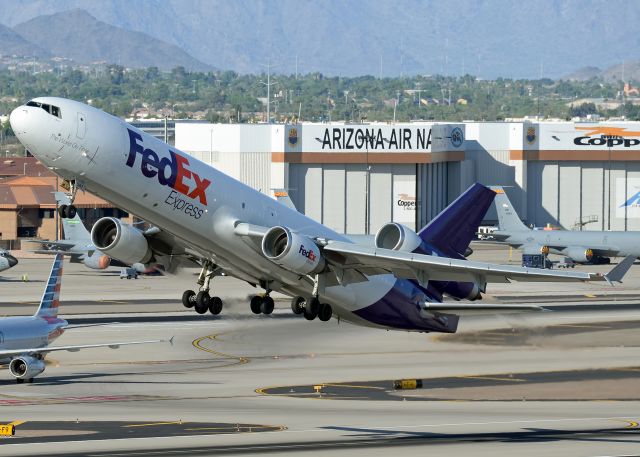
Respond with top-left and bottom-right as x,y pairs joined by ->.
10,106 -> 28,135
6,254 -> 18,268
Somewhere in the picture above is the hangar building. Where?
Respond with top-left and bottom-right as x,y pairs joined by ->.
176,120 -> 640,234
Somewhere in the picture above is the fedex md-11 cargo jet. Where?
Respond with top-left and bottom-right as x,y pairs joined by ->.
9,98 -> 633,333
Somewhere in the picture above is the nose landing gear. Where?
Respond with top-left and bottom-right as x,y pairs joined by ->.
182,261 -> 224,315
57,179 -> 80,219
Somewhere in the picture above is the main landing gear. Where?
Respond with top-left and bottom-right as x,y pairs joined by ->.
290,296 -> 333,322
250,294 -> 275,315
58,180 -> 79,219
182,260 -> 223,315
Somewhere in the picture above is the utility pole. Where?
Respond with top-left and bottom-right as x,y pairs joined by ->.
259,61 -> 278,123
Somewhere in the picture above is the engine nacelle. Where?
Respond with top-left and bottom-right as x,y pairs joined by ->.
523,244 -> 550,256
564,247 -> 594,263
83,253 -> 111,270
262,226 -> 325,275
9,356 -> 45,380
375,223 -> 425,252
91,217 -> 152,265
433,280 -> 485,301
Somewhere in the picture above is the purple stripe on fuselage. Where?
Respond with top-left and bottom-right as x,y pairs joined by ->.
353,278 -> 459,332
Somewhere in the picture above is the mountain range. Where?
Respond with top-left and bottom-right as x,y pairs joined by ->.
1,0 -> 639,79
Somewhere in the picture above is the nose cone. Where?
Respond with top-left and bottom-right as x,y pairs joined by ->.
10,106 -> 28,135
7,254 -> 18,268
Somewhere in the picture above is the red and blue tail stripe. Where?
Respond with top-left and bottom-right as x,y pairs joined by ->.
36,253 -> 64,319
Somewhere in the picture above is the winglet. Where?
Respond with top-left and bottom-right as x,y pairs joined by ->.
604,255 -> 636,284
169,336 -> 175,346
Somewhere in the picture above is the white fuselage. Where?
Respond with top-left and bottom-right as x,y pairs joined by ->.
12,97 -> 433,330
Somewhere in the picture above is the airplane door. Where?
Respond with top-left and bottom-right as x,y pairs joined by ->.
76,112 -> 86,139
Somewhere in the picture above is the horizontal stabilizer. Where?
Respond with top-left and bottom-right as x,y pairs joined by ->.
421,303 -> 545,316
604,255 -> 636,284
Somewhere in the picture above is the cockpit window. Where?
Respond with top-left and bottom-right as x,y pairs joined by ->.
25,100 -> 62,119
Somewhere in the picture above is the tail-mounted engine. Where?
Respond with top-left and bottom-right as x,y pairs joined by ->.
375,222 -> 483,300
375,222 -> 426,253
262,226 -> 325,275
91,217 -> 152,265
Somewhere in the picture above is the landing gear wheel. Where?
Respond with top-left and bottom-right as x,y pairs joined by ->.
182,290 -> 196,308
250,295 -> 263,314
58,204 -> 68,219
303,308 -> 317,321
209,296 -> 223,315
306,297 -> 320,315
260,296 -> 275,314
291,296 -> 305,315
195,291 -> 210,314
66,205 -> 77,218
16,378 -> 24,384
318,303 -> 333,322
27,378 -> 34,384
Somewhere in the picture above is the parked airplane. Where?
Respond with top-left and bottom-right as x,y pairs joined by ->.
0,253 -> 167,383
26,192 -> 112,269
10,98 -> 632,333
0,250 -> 18,273
491,186 -> 640,264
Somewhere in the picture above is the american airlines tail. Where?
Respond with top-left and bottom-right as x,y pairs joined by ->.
490,187 -> 529,232
35,253 -> 63,319
55,192 -> 91,241
418,183 -> 496,258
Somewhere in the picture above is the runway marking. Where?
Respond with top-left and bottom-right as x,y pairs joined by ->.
3,415 -> 640,450
192,332 -> 249,367
124,421 -> 185,428
321,383 -> 386,390
457,375 -> 526,382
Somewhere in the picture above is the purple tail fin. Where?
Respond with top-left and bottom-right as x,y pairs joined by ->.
418,183 -> 496,258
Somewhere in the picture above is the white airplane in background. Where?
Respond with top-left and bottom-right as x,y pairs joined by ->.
26,192 -> 113,270
0,253 -> 167,383
10,98 -> 633,334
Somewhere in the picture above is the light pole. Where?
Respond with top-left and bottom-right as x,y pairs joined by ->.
259,62 -> 278,123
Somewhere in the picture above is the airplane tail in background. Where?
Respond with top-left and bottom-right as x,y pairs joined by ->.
418,183 -> 496,258
35,253 -> 63,319
490,186 -> 529,232
55,192 -> 91,241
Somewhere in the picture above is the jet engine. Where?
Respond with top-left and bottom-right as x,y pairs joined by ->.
83,253 -> 111,270
9,356 -> 45,380
523,244 -> 550,256
433,280 -> 485,301
262,226 -> 325,275
91,217 -> 152,265
565,247 -> 594,263
375,223 -> 424,252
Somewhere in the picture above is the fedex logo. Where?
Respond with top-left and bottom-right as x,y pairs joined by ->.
299,245 -> 316,262
125,129 -> 211,205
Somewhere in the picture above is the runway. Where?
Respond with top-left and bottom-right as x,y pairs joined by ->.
1,250 -> 640,456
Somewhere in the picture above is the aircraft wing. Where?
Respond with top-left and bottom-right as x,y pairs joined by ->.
0,338 -> 170,358
23,240 -> 78,251
322,241 -> 634,286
